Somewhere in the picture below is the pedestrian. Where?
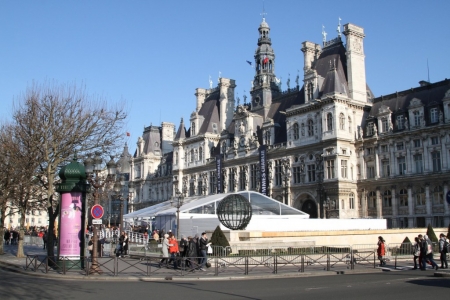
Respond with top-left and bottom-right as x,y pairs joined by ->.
179,235 -> 188,257
159,233 -> 172,267
438,233 -> 448,269
198,232 -> 210,270
116,232 -> 125,257
153,230 -> 159,243
4,229 -> 10,245
412,237 -> 421,270
43,230 -> 48,249
168,235 -> 180,270
421,234 -> 439,270
88,236 -> 94,260
186,236 -> 198,272
123,232 -> 129,256
377,236 -> 386,266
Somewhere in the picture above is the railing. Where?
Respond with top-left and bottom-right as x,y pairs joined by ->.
26,242 -> 445,277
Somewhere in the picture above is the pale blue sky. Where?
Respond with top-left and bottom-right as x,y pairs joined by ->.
1,0 -> 449,154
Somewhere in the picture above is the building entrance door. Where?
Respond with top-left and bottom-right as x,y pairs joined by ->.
301,199 -> 318,219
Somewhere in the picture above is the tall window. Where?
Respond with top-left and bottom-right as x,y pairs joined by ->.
430,107 -> 439,123
275,160 -> 282,186
383,190 -> 392,207
416,187 -> 426,206
339,113 -> 345,130
432,151 -> 441,172
398,157 -> 406,175
349,193 -> 355,209
368,191 -> 377,208
293,166 -> 301,184
239,166 -> 246,190
327,113 -> 333,131
190,149 -> 195,163
197,180 -> 203,195
175,152 -> 178,165
431,136 -> 439,145
250,164 -> 258,190
381,118 -> 389,132
433,186 -> 443,204
228,168 -> 236,192
264,130 -> 271,145
199,147 -> 203,161
189,182 -> 195,196
413,111 -> 420,126
191,122 -> 196,135
367,122 -> 374,136
341,160 -> 347,178
399,189 -> 408,206
307,82 -> 313,100
413,139 -> 421,148
209,171 -> 216,194
414,154 -> 423,173
134,165 -> 141,179
382,160 -> 390,178
307,164 -> 316,182
293,123 -> 299,140
397,115 -> 404,130
348,117 -> 352,133
308,119 -> 314,136
326,160 -> 335,179
367,165 -> 375,179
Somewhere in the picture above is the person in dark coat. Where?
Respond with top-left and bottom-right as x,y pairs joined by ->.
4,230 -> 11,245
186,236 -> 199,272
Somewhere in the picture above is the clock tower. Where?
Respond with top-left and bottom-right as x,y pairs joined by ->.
250,16 -> 280,119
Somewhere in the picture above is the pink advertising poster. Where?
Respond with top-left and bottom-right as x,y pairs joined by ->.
60,192 -> 83,257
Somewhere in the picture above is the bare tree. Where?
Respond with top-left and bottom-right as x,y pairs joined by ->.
11,81 -> 127,258
0,123 -> 43,257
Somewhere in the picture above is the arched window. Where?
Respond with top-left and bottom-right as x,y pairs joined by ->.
327,113 -> 333,131
433,186 -> 443,204
194,149 -> 198,161
416,187 -> 425,206
399,189 -> 408,206
293,123 -> 299,140
348,117 -> 352,133
199,147 -> 203,161
175,152 -> 178,165
191,122 -> 196,135
308,119 -> 314,136
383,190 -> 392,207
368,191 -> 377,208
339,113 -> 345,130
413,111 -> 420,126
190,149 -> 195,163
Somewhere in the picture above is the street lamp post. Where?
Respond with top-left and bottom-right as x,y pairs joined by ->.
84,152 -> 117,274
127,182 -> 135,214
170,189 -> 184,239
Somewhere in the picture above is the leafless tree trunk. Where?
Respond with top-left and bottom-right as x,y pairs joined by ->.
11,81 -> 127,259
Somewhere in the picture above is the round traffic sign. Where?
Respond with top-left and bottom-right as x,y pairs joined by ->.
91,204 -> 104,219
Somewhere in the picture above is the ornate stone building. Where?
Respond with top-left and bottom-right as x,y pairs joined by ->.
129,17 -> 450,228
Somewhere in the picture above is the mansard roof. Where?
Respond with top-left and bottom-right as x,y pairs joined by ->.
197,97 -> 220,135
175,118 -> 187,139
134,125 -> 161,158
369,79 -> 450,118
268,86 -> 305,144
315,40 -> 348,85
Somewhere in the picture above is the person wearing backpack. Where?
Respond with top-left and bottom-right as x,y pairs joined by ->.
438,233 -> 448,269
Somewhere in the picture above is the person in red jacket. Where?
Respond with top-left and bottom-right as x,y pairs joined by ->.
168,235 -> 179,270
377,236 -> 386,266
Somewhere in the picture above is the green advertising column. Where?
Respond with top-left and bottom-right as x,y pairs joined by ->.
55,156 -> 90,269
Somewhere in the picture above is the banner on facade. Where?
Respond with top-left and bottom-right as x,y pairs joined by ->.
216,155 -> 222,193
60,192 -> 83,257
259,145 -> 267,196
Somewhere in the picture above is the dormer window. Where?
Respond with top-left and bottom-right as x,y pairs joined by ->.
308,119 -> 314,136
396,115 -> 404,130
293,123 -> 299,140
191,122 -> 196,135
430,107 -> 439,123
264,130 -> 271,145
307,82 -> 314,100
413,111 -> 420,126
381,118 -> 389,133
367,122 -> 374,136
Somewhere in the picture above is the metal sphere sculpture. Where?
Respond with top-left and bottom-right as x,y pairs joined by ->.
217,194 -> 252,230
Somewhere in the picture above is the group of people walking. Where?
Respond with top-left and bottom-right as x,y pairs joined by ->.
159,232 -> 211,272
377,233 -> 449,270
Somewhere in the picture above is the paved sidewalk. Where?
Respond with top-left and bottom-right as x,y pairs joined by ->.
1,244 -> 449,281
